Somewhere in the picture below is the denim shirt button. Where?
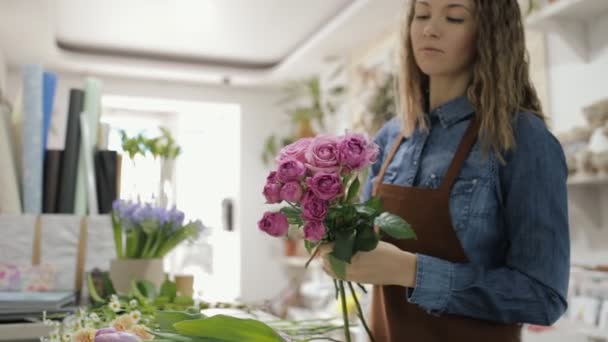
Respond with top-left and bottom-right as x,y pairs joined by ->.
431,173 -> 437,179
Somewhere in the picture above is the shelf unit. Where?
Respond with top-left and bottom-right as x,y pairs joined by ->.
526,0 -> 608,61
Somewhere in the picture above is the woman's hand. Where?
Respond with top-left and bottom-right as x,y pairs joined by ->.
318,241 -> 418,287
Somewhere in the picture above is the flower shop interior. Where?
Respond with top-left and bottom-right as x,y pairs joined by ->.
0,0 -> 608,341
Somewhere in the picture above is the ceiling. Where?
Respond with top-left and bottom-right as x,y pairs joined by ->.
0,0 -> 405,86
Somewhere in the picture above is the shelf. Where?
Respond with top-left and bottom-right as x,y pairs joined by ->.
568,174 -> 608,186
526,0 -> 608,61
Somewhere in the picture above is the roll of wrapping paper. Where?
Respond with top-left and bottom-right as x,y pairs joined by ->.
21,64 -> 44,214
42,72 -> 57,152
74,78 -> 102,214
57,89 -> 84,213
80,112 -> 98,215
0,104 -> 21,213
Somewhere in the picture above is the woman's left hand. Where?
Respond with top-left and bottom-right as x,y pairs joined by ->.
318,241 -> 418,287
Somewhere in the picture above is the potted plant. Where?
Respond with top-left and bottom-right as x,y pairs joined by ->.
109,200 -> 205,293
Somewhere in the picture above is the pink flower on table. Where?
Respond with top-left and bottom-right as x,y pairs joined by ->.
258,212 -> 290,237
338,132 -> 380,170
94,328 -> 139,342
263,183 -> 282,204
280,181 -> 304,203
303,221 -> 326,242
277,160 -> 307,182
276,138 -> 312,164
306,172 -> 343,201
301,190 -> 328,222
305,135 -> 340,173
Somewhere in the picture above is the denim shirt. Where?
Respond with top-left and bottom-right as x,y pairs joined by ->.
361,96 -> 570,325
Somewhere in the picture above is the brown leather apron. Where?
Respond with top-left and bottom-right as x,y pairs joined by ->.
369,116 -> 521,341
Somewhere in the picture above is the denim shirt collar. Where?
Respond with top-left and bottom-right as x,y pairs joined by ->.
428,96 -> 476,128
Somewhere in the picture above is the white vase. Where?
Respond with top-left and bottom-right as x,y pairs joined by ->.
109,258 -> 165,294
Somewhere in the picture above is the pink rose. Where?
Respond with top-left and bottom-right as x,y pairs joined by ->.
276,138 -> 312,164
258,211 -> 289,237
280,181 -> 304,203
306,172 -> 343,201
338,133 -> 380,170
263,183 -> 282,204
266,171 -> 279,183
277,160 -> 307,182
303,221 -> 326,242
305,135 -> 340,173
301,190 -> 328,221
263,171 -> 282,204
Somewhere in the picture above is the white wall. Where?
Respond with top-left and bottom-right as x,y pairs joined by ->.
0,49 -> 5,93
546,16 -> 608,133
5,69 -> 290,303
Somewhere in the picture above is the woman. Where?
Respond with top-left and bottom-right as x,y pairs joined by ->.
319,0 -> 569,340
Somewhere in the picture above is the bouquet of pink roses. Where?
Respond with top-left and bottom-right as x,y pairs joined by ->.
258,133 -> 415,342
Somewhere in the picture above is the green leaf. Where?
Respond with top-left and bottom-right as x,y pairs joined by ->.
154,296 -> 171,307
366,197 -> 383,213
328,254 -> 347,279
346,177 -> 361,203
173,295 -> 194,306
304,240 -> 315,254
136,280 -> 158,299
354,225 -> 379,252
101,271 -> 117,295
332,231 -> 356,263
156,311 -> 203,332
87,273 -> 105,303
374,213 -> 416,240
150,331 -> 200,341
279,206 -> 303,225
161,277 -> 177,301
174,315 -> 285,342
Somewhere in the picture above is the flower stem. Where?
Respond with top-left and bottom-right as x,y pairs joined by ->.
338,280 -> 351,342
348,281 -> 375,342
304,243 -> 321,268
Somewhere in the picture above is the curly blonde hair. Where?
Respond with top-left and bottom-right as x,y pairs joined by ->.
398,0 -> 544,158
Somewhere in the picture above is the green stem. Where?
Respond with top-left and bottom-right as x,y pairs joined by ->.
304,243 -> 321,268
356,282 -> 368,294
338,280 -> 351,342
348,282 -> 375,342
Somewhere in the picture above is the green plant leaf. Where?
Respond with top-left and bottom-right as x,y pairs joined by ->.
150,331 -> 200,342
354,225 -> 379,252
328,254 -> 347,279
174,315 -> 285,342
346,177 -> 361,204
156,311 -> 203,332
332,231 -> 356,263
136,280 -> 158,299
87,273 -> 105,303
101,271 -> 117,295
173,295 -> 194,306
161,277 -> 177,301
304,240 -> 316,254
374,212 -> 416,240
279,206 -> 303,225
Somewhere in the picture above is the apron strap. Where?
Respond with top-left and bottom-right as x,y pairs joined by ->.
372,133 -> 405,197
439,116 -> 481,193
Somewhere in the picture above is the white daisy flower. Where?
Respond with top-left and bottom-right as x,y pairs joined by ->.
129,299 -> 138,308
130,310 -> 142,323
49,330 -> 60,342
89,312 -> 100,322
109,300 -> 121,312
